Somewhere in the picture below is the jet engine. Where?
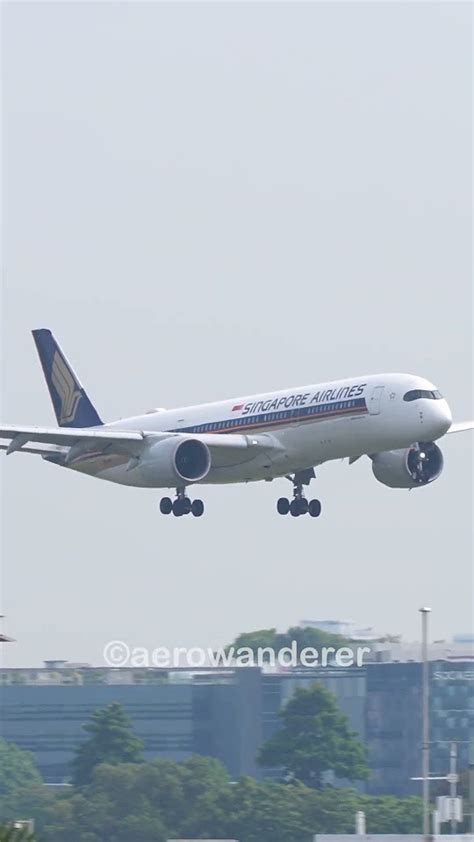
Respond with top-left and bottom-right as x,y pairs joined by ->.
139,437 -> 211,487
371,442 -> 444,489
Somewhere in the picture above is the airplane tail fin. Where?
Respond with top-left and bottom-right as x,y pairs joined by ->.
32,329 -> 103,428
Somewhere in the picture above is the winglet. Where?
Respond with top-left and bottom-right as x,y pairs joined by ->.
32,329 -> 103,428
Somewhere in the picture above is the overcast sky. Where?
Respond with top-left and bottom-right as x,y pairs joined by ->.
1,2 -> 472,668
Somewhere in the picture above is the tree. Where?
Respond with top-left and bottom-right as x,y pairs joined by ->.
71,703 -> 144,785
226,625 -> 348,658
257,682 -> 369,787
0,740 -> 42,797
0,756 -> 426,841
0,828 -> 37,842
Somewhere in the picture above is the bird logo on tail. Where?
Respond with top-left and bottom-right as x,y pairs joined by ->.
51,351 -> 83,425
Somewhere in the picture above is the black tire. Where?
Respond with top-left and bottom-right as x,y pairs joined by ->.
191,499 -> 204,517
297,498 -> 308,515
290,499 -> 300,517
182,497 -> 192,515
160,497 -> 173,515
173,499 -> 185,517
308,499 -> 322,518
277,497 -> 290,515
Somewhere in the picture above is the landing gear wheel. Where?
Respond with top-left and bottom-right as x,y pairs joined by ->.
173,498 -> 186,517
280,469 -> 320,519
160,497 -> 173,515
308,499 -> 322,518
290,499 -> 300,517
182,497 -> 192,515
297,498 -> 309,515
191,499 -> 204,517
277,497 -> 290,515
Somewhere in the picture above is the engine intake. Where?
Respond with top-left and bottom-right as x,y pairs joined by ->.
139,437 -> 211,487
371,442 -> 444,489
174,439 -> 210,482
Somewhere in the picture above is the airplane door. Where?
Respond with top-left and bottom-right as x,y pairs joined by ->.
368,385 -> 385,415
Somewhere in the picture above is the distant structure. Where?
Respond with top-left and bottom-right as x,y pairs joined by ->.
1,656 -> 473,795
300,618 -> 474,659
300,619 -> 379,642
374,638 -> 474,663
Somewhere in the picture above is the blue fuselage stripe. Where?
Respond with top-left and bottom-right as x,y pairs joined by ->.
173,397 -> 368,435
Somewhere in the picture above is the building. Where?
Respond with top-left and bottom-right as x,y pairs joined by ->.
299,619 -> 378,641
0,664 -> 364,784
1,658 -> 472,793
366,660 -> 474,796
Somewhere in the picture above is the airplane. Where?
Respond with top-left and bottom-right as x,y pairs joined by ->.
1,329 -> 472,518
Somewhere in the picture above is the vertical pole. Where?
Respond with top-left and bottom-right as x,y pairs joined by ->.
420,607 -> 431,842
355,810 -> 366,835
449,741 -> 457,834
469,741 -> 474,834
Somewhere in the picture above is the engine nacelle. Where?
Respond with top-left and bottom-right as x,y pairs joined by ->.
139,437 -> 211,487
371,442 -> 444,489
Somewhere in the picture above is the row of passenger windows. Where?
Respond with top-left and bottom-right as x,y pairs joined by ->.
184,400 -> 363,434
403,389 -> 443,402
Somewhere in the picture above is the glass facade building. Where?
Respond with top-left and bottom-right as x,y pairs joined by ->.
1,660 -> 472,793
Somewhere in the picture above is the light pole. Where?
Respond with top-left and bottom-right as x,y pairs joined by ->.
469,741 -> 474,834
449,741 -> 457,834
420,607 -> 431,841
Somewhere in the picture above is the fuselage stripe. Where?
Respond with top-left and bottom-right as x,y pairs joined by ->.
173,397 -> 368,436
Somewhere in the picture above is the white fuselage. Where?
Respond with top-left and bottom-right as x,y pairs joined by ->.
66,373 -> 452,489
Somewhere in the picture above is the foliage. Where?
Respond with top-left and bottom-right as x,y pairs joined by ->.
71,703 -> 144,786
0,752 -> 427,841
0,741 -> 43,797
0,826 -> 37,841
258,682 -> 369,787
226,625 -> 351,659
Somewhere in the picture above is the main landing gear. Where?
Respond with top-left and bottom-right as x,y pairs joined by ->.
277,469 -> 322,518
159,489 -> 204,518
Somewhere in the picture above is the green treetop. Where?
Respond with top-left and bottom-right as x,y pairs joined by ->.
258,682 -> 369,788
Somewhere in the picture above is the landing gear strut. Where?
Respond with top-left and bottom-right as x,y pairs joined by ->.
159,488 -> 204,518
277,469 -> 322,518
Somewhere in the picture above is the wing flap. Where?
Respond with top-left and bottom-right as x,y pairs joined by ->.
0,424 -> 145,449
0,442 -> 68,456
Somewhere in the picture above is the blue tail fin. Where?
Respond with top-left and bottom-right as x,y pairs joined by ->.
32,329 -> 103,428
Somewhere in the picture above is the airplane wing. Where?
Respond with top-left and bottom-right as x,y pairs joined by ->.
0,441 -> 68,457
0,425 -> 283,464
192,431 -> 284,468
0,424 -> 147,454
447,421 -> 474,435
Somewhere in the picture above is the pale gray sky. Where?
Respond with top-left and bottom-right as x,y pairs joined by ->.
1,2 -> 472,667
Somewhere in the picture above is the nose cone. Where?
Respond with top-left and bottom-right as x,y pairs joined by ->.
435,400 -> 452,437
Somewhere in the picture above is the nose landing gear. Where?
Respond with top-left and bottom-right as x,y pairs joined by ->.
159,489 -> 204,517
277,469 -> 322,518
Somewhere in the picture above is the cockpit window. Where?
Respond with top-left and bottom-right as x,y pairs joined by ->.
403,389 -> 443,402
